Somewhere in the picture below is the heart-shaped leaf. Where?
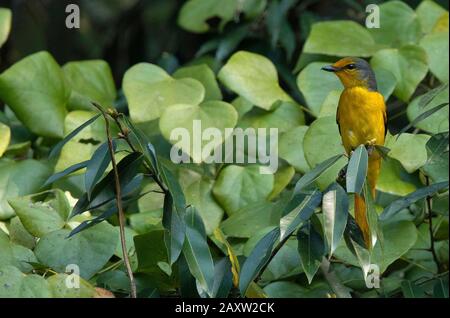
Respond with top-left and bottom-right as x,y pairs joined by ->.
420,32 -> 449,83
0,8 -> 12,48
385,133 -> 431,173
0,265 -> 52,298
173,64 -> 222,101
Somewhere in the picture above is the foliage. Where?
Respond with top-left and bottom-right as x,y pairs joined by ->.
0,0 -> 448,298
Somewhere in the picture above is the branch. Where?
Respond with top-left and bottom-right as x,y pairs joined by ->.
93,103 -> 137,298
425,176 -> 441,273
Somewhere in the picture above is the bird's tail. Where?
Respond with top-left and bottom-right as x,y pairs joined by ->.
354,155 -> 382,248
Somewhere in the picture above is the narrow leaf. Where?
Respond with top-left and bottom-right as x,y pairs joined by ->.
239,227 -> 280,296
297,219 -> 325,283
398,102 -> 449,138
418,83 -> 449,109
380,181 -> 449,220
85,140 -> 116,200
280,190 -> 322,241
322,183 -> 349,255
49,114 -> 101,159
294,154 -> 344,193
346,145 -> 368,194
163,193 -> 186,266
43,160 -> 89,186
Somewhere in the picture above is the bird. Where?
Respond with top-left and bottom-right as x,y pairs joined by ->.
322,57 -> 386,248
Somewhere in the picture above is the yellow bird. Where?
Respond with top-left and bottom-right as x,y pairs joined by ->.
322,57 -> 386,247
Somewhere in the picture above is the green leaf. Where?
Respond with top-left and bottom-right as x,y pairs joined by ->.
263,281 -> 331,298
134,230 -> 169,274
346,145 -> 368,194
377,157 -> 418,196
50,111 -> 101,161
162,193 -> 185,266
303,21 -> 378,57
322,183 -> 349,255
8,217 -> 36,250
385,133 -> 431,173
218,51 -> 293,110
371,45 -> 428,102
303,116 -> 347,190
173,64 -> 222,101
402,103 -> 449,136
407,86 -> 449,134
0,122 -> 10,157
63,60 -> 116,111
44,161 -> 89,186
220,201 -> 280,238
123,63 -> 205,123
85,140 -> 115,200
47,273 -> 96,298
0,51 -> 69,138
0,232 -> 37,273
268,165 -> 295,200
297,62 -> 342,116
422,132 -> 449,183
420,31 -> 449,83
433,277 -> 449,298
213,165 -> 274,216
297,219 -> 325,284
9,190 -> 70,238
239,227 -> 280,296
416,0 -> 447,34
279,190 -> 322,241
278,126 -> 310,173
182,206 -> 215,296
211,258 -> 233,298
0,160 -> 51,220
401,280 -> 425,298
0,265 -> 52,298
380,181 -> 449,221
159,101 -> 238,163
181,172 -> 224,235
238,100 -> 305,133
369,1 -> 422,47
294,154 -> 344,193
34,222 -> 118,279
0,8 -> 12,48
373,67 -> 398,102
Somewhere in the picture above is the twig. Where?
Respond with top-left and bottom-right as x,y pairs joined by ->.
425,176 -> 441,273
255,234 -> 291,283
93,103 -> 137,298
320,258 -> 352,298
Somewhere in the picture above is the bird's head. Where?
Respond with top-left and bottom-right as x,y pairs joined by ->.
322,57 -> 377,91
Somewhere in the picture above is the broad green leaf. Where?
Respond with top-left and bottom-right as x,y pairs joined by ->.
0,232 -> 37,273
422,132 -> 449,183
182,207 -> 215,296
232,97 -> 253,118
85,141 -> 115,200
268,165 -> 295,200
346,145 -> 368,194
0,159 -> 51,220
420,32 -> 449,83
303,21 -> 378,57
54,111 -> 107,172
239,227 -> 280,296
279,190 -> 322,241
173,64 -> 222,101
8,217 -> 35,250
181,173 -> 224,235
401,280 -> 425,298
369,1 -> 422,47
0,8 -> 12,48
159,101 -> 238,163
0,265 -> 52,298
380,181 -> 449,221
63,60 -> 116,111
34,222 -> 118,279
373,67 -> 398,101
134,230 -> 169,274
220,201 -> 281,238
416,0 -> 447,34
178,0 -> 266,33
238,100 -> 305,133
371,45 -> 428,102
9,190 -> 70,238
297,219 -> 325,283
377,158 -> 418,196
407,87 -> 449,134
297,62 -> 342,116
123,63 -> 205,123
385,133 -> 431,173
278,126 -> 310,173
263,281 -> 331,298
218,51 -> 293,110
322,183 -> 349,255
0,122 -> 10,157
47,273 -> 96,298
318,90 -> 341,118
303,116 -> 346,190
213,165 -> 274,216
0,51 -> 69,138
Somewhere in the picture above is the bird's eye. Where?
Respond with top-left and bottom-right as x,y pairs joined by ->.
346,64 -> 357,70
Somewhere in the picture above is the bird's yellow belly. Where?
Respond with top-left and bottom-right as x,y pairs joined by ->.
337,87 -> 386,154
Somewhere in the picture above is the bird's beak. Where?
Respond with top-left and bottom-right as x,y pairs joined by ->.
321,65 -> 339,72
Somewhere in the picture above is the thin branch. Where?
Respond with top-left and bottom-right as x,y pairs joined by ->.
425,176 -> 441,273
255,233 -> 291,283
93,103 -> 137,298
